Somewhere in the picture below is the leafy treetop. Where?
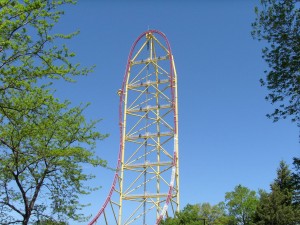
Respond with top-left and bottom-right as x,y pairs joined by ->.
252,0 -> 300,124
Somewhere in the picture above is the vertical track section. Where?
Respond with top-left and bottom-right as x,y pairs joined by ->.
88,30 -> 179,225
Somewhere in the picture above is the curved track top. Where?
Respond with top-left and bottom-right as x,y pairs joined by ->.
89,30 -> 179,225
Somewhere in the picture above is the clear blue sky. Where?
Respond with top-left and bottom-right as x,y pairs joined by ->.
51,0 -> 299,223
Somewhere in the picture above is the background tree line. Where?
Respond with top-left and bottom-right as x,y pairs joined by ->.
161,159 -> 300,225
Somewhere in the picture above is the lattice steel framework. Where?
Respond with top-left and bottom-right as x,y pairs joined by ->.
89,30 -> 179,225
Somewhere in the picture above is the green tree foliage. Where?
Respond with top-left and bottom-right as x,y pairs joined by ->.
197,202 -> 234,225
0,91 -> 107,224
0,0 -> 88,92
160,204 -> 203,225
160,203 -> 233,225
225,185 -> 258,225
292,157 -> 300,204
34,218 -> 69,225
253,161 -> 300,225
0,1 -> 107,224
252,0 -> 300,124
274,161 -> 295,195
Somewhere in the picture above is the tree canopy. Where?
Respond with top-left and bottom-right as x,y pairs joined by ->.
253,161 -> 300,225
252,0 -> 300,124
0,1 -> 107,224
160,203 -> 234,225
160,204 -> 206,225
225,184 -> 258,225
292,157 -> 300,204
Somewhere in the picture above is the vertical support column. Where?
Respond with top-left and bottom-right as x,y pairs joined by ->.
118,65 -> 131,225
172,56 -> 180,212
154,37 -> 162,219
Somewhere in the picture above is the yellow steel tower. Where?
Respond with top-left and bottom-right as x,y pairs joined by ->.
89,30 -> 179,225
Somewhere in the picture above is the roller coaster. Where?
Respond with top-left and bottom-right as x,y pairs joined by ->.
89,30 -> 179,225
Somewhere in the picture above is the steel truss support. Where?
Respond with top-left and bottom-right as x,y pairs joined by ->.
88,30 -> 179,225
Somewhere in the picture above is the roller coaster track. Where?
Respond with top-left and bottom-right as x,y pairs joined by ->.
88,30 -> 179,225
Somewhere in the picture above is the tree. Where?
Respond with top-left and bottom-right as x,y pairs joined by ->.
160,203 -> 234,225
0,1 -> 107,224
252,0 -> 300,124
292,157 -> 300,205
225,185 -> 258,225
253,161 -> 300,225
0,91 -> 107,224
254,188 -> 299,225
198,202 -> 234,225
160,204 -> 203,225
